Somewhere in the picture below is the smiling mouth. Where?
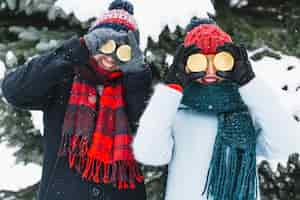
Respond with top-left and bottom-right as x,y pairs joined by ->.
102,58 -> 114,67
202,76 -> 218,84
98,56 -> 118,70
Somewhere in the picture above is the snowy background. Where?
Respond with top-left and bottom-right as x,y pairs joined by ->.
55,0 -> 215,48
1,0 -> 300,192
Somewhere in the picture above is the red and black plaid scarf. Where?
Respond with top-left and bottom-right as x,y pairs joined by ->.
59,58 -> 144,189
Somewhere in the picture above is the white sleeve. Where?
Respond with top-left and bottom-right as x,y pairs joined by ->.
239,76 -> 300,160
133,84 -> 183,166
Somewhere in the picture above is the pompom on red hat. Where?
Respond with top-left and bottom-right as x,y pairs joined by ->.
184,18 -> 232,55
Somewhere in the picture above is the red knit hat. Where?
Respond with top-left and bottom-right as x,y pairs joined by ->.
184,24 -> 232,55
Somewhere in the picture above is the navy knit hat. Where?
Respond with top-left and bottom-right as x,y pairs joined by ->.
89,1 -> 137,31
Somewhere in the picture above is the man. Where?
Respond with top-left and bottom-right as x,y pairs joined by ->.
2,1 -> 151,199
133,18 -> 300,200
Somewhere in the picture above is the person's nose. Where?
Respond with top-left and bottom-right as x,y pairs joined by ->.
105,55 -> 114,62
206,58 -> 216,76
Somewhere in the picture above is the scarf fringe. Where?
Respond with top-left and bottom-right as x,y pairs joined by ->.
62,135 -> 144,190
59,105 -> 94,156
203,142 -> 257,200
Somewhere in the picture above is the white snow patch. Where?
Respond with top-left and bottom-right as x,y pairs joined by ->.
31,111 -> 44,136
165,54 -> 174,66
5,51 -> 18,68
0,142 -> 42,191
251,49 -> 300,169
0,60 -> 6,79
250,49 -> 300,116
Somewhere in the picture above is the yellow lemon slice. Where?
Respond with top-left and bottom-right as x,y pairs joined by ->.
117,45 -> 132,62
186,53 -> 207,73
214,52 -> 234,71
100,40 -> 116,54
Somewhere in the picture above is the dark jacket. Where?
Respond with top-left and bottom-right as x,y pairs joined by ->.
1,38 -> 152,200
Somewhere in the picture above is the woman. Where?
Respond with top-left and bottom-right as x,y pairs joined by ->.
2,1 -> 151,200
133,18 -> 300,200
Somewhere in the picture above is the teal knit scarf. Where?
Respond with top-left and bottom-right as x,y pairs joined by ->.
180,80 -> 259,200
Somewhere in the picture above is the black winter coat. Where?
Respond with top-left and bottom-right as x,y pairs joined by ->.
1,38 -> 152,200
